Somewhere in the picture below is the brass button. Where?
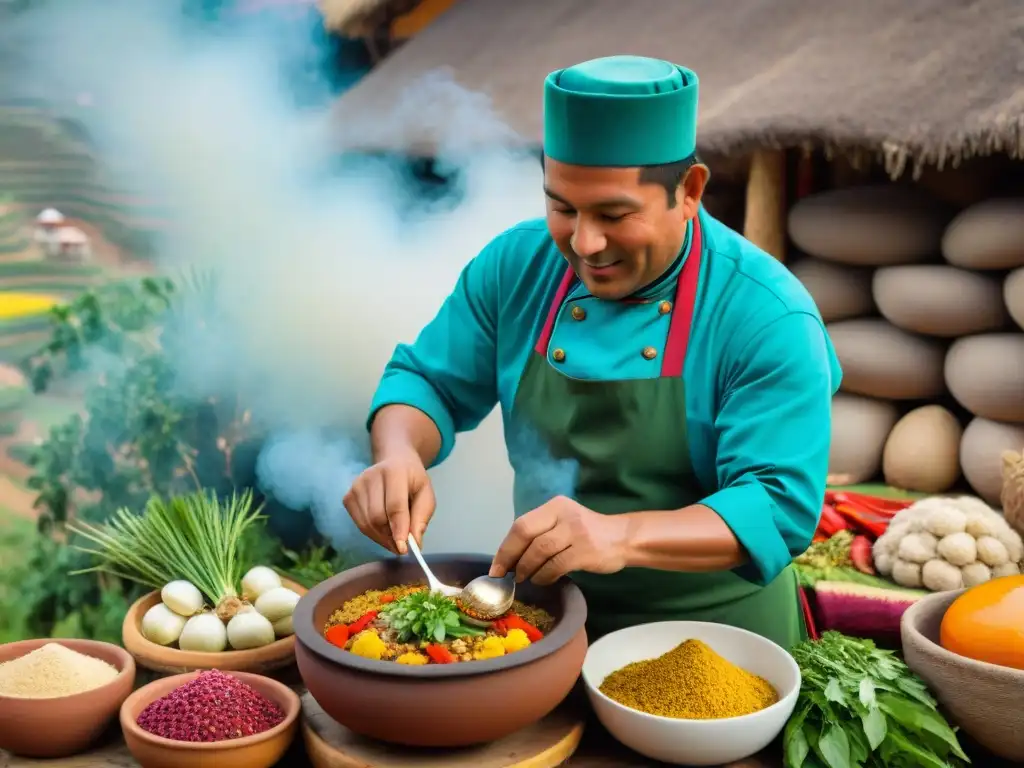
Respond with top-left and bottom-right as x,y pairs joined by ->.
571,305 -> 586,321
642,346 -> 658,360
552,348 -> 566,363
658,300 -> 673,315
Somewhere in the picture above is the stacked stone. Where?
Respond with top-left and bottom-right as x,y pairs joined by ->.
787,187 -> 1024,506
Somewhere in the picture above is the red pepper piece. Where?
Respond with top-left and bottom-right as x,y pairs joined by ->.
834,504 -> 888,539
850,535 -> 876,575
503,615 -> 543,642
325,624 -> 350,648
424,644 -> 456,664
378,594 -> 396,604
817,503 -> 850,536
491,618 -> 508,634
347,610 -> 379,635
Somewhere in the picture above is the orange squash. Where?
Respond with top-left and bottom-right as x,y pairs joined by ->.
940,574 -> 1024,670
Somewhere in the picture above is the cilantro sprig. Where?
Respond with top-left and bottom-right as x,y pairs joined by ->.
785,631 -> 969,768
380,589 -> 486,643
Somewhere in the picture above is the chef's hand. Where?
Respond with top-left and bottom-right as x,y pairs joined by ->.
488,496 -> 630,586
343,448 -> 436,556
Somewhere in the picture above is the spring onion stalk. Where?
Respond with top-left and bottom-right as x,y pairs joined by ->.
67,489 -> 264,621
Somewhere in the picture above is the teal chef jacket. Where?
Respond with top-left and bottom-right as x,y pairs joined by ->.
369,207 -> 842,589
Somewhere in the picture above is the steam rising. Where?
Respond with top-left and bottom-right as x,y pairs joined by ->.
5,0 -> 578,555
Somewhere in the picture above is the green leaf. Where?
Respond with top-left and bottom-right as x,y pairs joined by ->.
824,677 -> 847,705
860,706 -> 886,750
817,724 -> 852,768
784,715 -> 810,768
878,695 -> 968,760
858,678 -> 876,708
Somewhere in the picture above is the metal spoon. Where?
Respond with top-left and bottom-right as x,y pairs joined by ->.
406,537 -> 516,623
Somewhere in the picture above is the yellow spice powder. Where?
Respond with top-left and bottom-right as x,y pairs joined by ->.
599,638 -> 778,719
0,643 -> 119,699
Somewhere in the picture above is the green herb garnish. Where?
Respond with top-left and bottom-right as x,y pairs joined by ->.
785,631 -> 969,768
380,590 -> 486,643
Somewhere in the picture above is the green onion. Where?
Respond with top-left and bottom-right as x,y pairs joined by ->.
66,489 -> 264,620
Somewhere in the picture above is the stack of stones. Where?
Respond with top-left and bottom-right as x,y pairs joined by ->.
786,186 -> 1024,506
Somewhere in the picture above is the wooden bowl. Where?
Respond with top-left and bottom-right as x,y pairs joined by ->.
901,589 -> 1024,761
293,554 -> 589,748
120,670 -> 300,768
122,580 -> 307,674
0,638 -> 136,758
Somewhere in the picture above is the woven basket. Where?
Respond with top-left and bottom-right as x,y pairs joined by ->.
901,589 -> 1024,761
1002,449 -> 1024,536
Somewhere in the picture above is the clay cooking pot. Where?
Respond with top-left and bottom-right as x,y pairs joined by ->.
0,638 -> 136,758
293,554 -> 589,747
901,589 -> 1024,761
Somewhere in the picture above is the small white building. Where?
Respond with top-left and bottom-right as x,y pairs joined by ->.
54,226 -> 91,261
33,208 -> 65,256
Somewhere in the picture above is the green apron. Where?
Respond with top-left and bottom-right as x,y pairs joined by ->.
510,216 -> 806,649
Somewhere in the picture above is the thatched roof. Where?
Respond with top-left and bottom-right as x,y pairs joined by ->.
331,0 -> 1024,177
319,0 -> 421,36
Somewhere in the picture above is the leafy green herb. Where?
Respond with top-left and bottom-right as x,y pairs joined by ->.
785,631 -> 969,768
380,590 -> 486,643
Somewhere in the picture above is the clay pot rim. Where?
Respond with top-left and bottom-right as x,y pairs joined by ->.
901,588 -> 1024,680
122,579 -> 306,671
293,553 -> 588,679
0,637 -> 136,704
119,670 -> 301,751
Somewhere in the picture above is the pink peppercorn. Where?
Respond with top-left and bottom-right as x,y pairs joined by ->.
137,669 -> 285,743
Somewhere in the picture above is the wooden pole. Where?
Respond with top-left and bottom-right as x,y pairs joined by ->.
743,148 -> 787,262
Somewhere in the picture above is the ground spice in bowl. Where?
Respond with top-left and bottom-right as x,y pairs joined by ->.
0,642 -> 119,698
136,669 -> 285,742
599,639 -> 779,719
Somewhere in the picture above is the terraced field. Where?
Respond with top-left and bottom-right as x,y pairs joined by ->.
0,102 -> 170,517
0,102 -> 168,366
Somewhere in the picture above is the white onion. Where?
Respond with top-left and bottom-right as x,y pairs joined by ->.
254,587 -> 301,623
141,603 -> 187,646
272,615 -> 293,637
178,611 -> 228,652
161,580 -> 204,617
241,566 -> 282,601
227,611 -> 276,650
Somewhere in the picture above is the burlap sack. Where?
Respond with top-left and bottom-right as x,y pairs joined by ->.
901,589 -> 1024,761
1002,448 -> 1024,536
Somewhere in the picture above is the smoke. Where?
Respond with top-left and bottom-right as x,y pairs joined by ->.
5,0 -> 577,556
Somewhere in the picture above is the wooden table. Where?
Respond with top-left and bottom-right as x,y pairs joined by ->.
1,676 -> 1008,768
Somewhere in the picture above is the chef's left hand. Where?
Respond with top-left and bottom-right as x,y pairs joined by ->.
488,496 -> 630,586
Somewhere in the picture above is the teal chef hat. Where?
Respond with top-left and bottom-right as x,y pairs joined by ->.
544,55 -> 699,167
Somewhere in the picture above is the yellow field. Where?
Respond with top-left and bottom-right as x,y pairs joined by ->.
0,292 -> 59,320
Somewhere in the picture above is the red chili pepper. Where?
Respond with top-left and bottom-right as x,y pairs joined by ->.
850,535 -> 876,575
424,644 -> 456,664
325,624 -> 350,648
491,618 -> 508,634
797,586 -> 819,641
826,490 -> 912,517
817,503 -> 850,536
347,610 -> 378,635
834,503 -> 888,539
503,615 -> 543,642
378,594 -> 396,604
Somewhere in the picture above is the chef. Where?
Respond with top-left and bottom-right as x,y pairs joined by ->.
343,55 -> 841,648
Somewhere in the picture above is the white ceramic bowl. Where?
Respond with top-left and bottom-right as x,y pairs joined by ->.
582,621 -> 801,766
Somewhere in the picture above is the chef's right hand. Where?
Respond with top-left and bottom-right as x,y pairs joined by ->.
343,449 -> 436,555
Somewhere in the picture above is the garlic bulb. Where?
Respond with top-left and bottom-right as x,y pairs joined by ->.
241,566 -> 282,602
255,587 -> 301,623
161,580 -> 205,617
227,611 -> 276,650
272,615 -> 294,637
178,611 -> 228,652
142,603 -> 187,646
